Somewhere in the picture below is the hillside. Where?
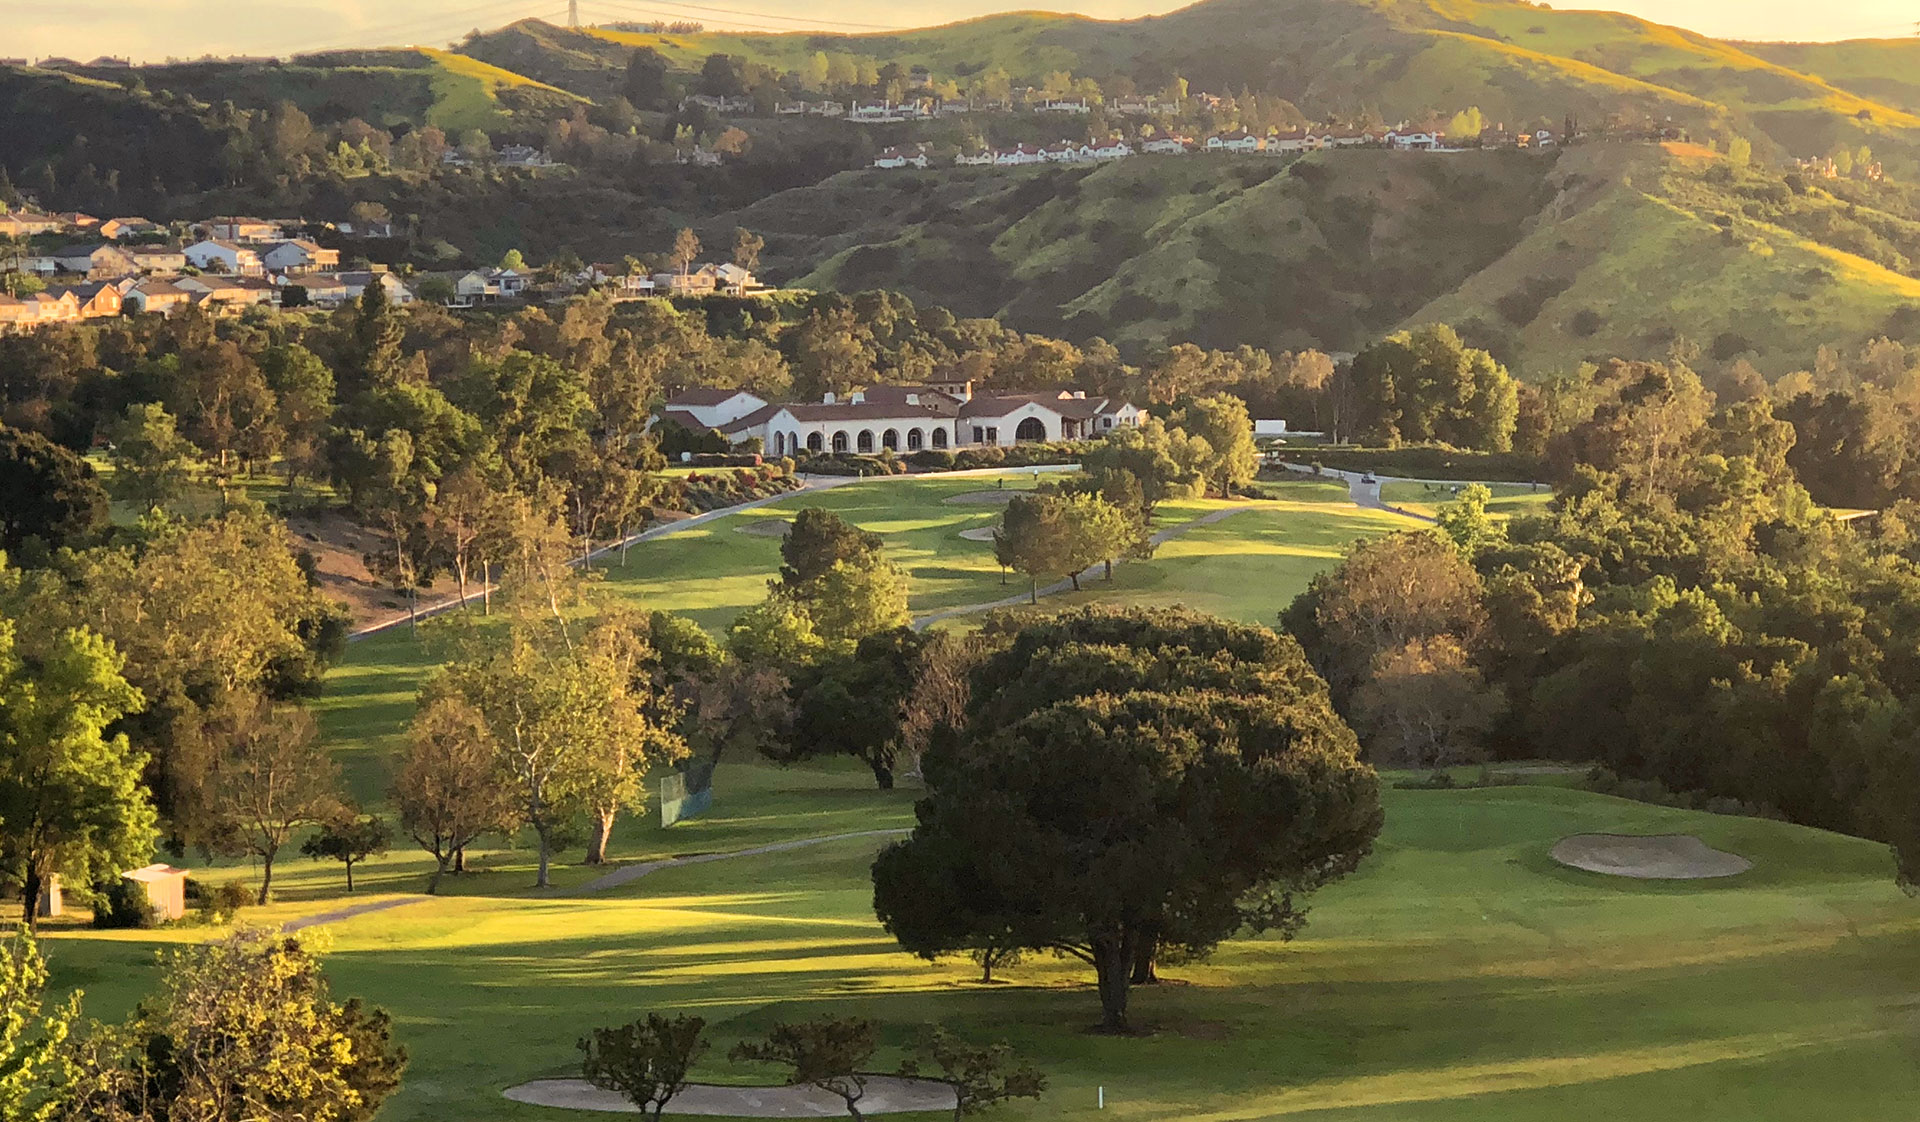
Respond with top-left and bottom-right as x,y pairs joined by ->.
709,143 -> 1920,376
458,0 -> 1920,172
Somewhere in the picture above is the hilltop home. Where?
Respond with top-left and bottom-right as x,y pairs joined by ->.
1142,136 -> 1196,155
174,275 -> 277,309
48,282 -> 123,319
1207,130 -> 1264,153
126,245 -> 188,273
1038,98 -> 1091,114
51,243 -> 136,277
873,145 -> 931,169
260,239 -> 340,274
0,211 -> 61,237
205,217 -> 283,243
98,217 -> 161,240
658,388 -> 770,432
183,239 -> 265,275
119,278 -> 192,316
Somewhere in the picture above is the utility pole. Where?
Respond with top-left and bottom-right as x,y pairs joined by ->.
569,0 -> 580,28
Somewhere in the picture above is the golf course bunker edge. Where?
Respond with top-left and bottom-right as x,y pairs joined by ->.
1550,833 -> 1753,880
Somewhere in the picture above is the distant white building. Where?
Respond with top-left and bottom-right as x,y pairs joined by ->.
183,239 -> 265,275
873,144 -> 930,169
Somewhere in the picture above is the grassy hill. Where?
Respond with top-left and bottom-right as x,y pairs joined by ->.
713,143 -> 1920,375
459,0 -> 1920,172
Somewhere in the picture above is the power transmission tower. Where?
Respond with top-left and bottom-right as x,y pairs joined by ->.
569,0 -> 580,28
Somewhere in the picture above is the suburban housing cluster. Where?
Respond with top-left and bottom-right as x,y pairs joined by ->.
874,124 -> 1572,169
657,381 -> 1142,456
0,208 -> 772,332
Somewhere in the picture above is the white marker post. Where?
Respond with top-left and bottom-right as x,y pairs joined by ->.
1098,1086 -> 1105,1109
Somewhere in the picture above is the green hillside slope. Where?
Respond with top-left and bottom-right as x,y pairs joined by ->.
1741,39 -> 1920,117
1406,144 -> 1920,376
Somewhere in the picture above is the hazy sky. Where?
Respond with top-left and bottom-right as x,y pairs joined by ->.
10,1 -> 1918,64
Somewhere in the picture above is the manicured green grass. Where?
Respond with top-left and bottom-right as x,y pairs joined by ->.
1380,481 -> 1554,520
38,778 -> 1920,1122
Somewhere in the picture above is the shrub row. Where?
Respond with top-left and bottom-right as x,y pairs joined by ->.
1298,445 -> 1545,482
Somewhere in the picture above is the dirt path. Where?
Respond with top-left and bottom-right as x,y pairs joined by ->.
505,1075 -> 956,1116
912,504 -> 1261,630
1277,464 -> 1441,522
568,829 -> 910,895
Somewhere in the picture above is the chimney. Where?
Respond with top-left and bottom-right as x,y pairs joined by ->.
1074,390 -> 1086,399
850,391 -> 865,404
959,379 -> 974,402
823,391 -> 836,404
906,393 -> 919,406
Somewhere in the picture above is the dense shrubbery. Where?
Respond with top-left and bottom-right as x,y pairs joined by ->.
1299,445 -> 1546,481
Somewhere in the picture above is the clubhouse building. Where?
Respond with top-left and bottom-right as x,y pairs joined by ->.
658,382 -> 1141,456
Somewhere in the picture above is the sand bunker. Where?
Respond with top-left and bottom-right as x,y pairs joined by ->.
958,526 -> 999,541
943,490 -> 1021,506
1551,834 -> 1752,880
504,1077 -> 957,1117
734,519 -> 792,537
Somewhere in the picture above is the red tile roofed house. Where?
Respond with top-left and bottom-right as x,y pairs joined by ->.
1206,130 -> 1263,153
751,391 -> 963,457
959,390 -> 1140,445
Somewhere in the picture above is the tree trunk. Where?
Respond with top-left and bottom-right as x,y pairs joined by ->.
427,854 -> 448,895
868,757 -> 895,790
1028,578 -> 1037,605
258,851 -> 276,905
1092,937 -> 1133,1033
1105,558 -> 1114,580
345,859 -> 356,892
1070,571 -> 1081,591
585,806 -> 617,864
455,558 -> 469,612
535,823 -> 553,888
21,867 -> 42,929
454,845 -> 467,873
482,561 -> 492,615
406,585 -> 418,638
1130,937 -> 1160,985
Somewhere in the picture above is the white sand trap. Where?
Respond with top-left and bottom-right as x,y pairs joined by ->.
958,526 -> 999,541
504,1077 -> 957,1117
1551,834 -> 1752,880
943,490 -> 1021,506
734,519 -> 792,538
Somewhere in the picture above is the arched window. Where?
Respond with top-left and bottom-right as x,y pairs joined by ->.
857,430 -> 874,453
807,431 -> 824,453
1015,417 -> 1047,442
773,432 -> 785,454
931,428 -> 948,449
906,428 -> 924,450
831,430 -> 848,453
882,428 -> 900,450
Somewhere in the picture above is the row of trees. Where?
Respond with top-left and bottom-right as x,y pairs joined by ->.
1286,355 -> 1920,892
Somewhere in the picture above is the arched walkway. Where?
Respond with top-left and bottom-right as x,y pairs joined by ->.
831,431 -> 848,453
906,428 -> 923,450
931,428 -> 948,449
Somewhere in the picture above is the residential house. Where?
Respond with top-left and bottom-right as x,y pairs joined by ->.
52,212 -> 99,231
285,274 -> 350,306
993,144 -> 1046,166
260,239 -> 340,274
960,391 -> 1131,445
183,239 -> 265,274
954,149 -> 995,166
1083,139 -> 1133,161
1111,97 -> 1178,115
1268,128 -> 1312,153
1041,141 -> 1082,163
585,264 -> 656,296
98,217 -> 161,240
452,267 -> 528,305
119,278 -> 192,316
0,210 -> 61,237
495,145 -> 554,167
711,384 -> 1140,455
712,263 -> 765,295
1390,131 -> 1442,151
205,217 -> 282,242
0,296 -> 25,332
16,290 -> 81,327
1038,98 -> 1091,114
174,275 -> 277,309
47,282 -> 123,319
50,243 -> 136,277
1207,130 -> 1264,153
653,267 -> 718,296
334,270 -> 415,304
847,101 -> 909,123
1531,129 -> 1556,149
1142,136 -> 1196,155
873,145 -> 931,169
125,245 -> 188,274
681,94 -> 752,114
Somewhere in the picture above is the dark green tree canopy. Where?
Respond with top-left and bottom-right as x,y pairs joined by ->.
778,508 -> 884,591
0,425 -> 109,558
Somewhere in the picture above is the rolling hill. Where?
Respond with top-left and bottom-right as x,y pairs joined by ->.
701,141 -> 1920,376
458,0 -> 1920,173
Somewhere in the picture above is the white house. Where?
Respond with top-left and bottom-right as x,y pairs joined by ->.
1207,131 -> 1263,153
260,239 -> 340,273
960,391 -> 1139,445
873,145 -> 930,169
954,149 -> 994,166
749,391 -> 962,456
1142,136 -> 1194,155
183,239 -> 264,275
1038,98 -> 1091,114
993,144 -> 1046,166
1041,141 -> 1082,163
1084,139 -> 1133,161
205,217 -> 282,243
1389,131 -> 1442,151
453,267 -> 528,304
661,388 -> 769,431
